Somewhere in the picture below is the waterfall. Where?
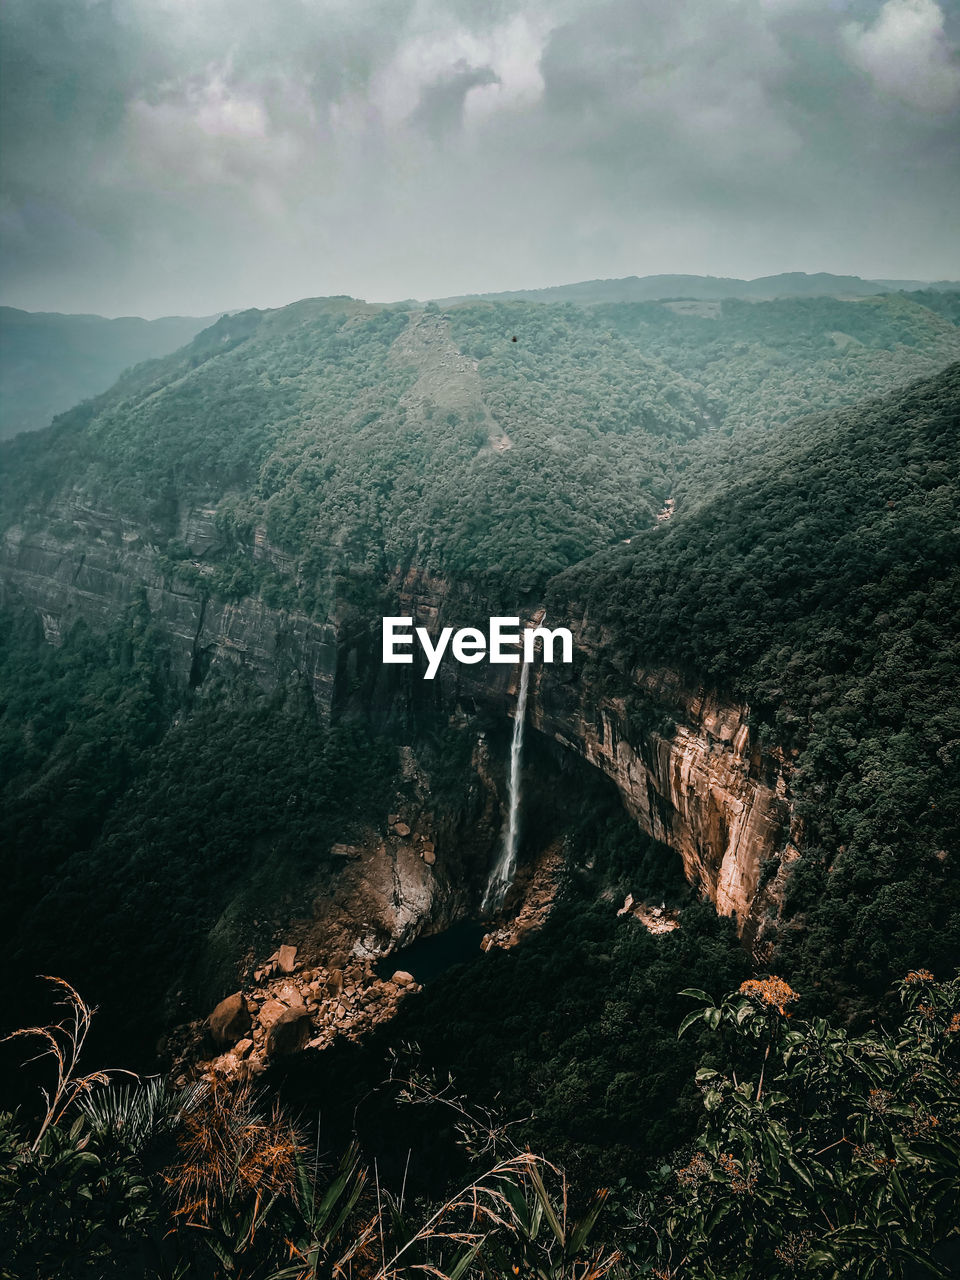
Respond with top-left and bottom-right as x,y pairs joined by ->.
482,658 -> 531,915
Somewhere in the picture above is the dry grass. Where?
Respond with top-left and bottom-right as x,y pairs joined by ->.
1,975 -> 133,1150
167,1076 -> 301,1233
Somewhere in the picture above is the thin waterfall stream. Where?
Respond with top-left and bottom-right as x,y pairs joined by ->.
482,658 -> 531,914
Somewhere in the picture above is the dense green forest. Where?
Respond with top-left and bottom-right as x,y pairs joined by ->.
0,603 -> 396,1066
3,969 -> 958,1277
552,365 -> 960,1011
1,294 -> 959,1275
2,291 -> 956,600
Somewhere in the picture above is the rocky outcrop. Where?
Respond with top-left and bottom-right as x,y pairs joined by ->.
195,947 -> 423,1080
265,1004 -> 312,1057
481,842 -> 565,952
616,894 -> 680,935
534,668 -> 792,931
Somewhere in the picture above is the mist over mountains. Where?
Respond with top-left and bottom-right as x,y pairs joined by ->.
0,308 -> 215,439
3,0 -> 960,1267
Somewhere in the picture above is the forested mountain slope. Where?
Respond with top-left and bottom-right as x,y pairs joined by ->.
2,291 -> 957,603
0,293 -> 959,1275
433,271 -> 960,306
553,364 -> 960,1008
0,296 -> 956,1046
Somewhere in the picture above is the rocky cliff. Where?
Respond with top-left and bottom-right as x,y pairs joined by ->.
534,669 -> 793,937
0,505 -> 795,945
366,570 -> 796,938
0,499 -> 339,702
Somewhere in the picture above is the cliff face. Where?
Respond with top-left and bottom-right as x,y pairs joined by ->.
1,507 -> 795,941
534,674 -> 791,931
378,571 -> 795,936
0,500 -> 339,704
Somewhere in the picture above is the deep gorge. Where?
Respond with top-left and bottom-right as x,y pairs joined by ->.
1,495 -> 795,987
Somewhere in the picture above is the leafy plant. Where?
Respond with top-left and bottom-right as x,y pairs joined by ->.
638,971 -> 960,1278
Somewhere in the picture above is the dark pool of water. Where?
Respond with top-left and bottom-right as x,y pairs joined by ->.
376,921 -> 489,985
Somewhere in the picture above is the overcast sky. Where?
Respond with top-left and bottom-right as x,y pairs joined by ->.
1,0 -> 958,317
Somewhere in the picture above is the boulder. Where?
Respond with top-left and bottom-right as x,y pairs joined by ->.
422,848 -> 436,866
331,843 -> 360,858
392,821 -> 411,837
208,993 -> 251,1048
326,968 -> 344,996
266,1005 -> 312,1057
391,970 -> 415,987
278,944 -> 298,974
234,1038 -> 254,1059
258,998 -> 289,1029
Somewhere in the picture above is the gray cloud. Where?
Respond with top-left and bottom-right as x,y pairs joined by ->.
1,0 -> 958,316
412,62 -> 502,141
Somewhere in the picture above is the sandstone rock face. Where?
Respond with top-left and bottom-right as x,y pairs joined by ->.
536,678 -> 790,926
258,999 -> 289,1029
386,573 -> 795,939
331,843 -> 361,858
386,571 -> 794,937
207,992 -> 251,1048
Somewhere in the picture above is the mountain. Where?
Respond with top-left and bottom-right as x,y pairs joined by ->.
0,306 -> 215,438
0,289 -> 958,1271
432,270 -> 960,307
0,286 -> 957,1028
2,290 -> 957,597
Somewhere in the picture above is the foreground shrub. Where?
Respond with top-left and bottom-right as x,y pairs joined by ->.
635,971 -> 960,1278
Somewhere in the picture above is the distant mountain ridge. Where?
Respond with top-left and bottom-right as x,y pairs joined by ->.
430,271 -> 960,307
4,274 -> 959,439
0,307 -> 215,438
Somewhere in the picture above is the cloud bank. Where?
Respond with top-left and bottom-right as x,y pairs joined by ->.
1,0 -> 958,315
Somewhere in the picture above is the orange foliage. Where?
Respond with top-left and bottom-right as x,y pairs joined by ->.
738,976 -> 799,1015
